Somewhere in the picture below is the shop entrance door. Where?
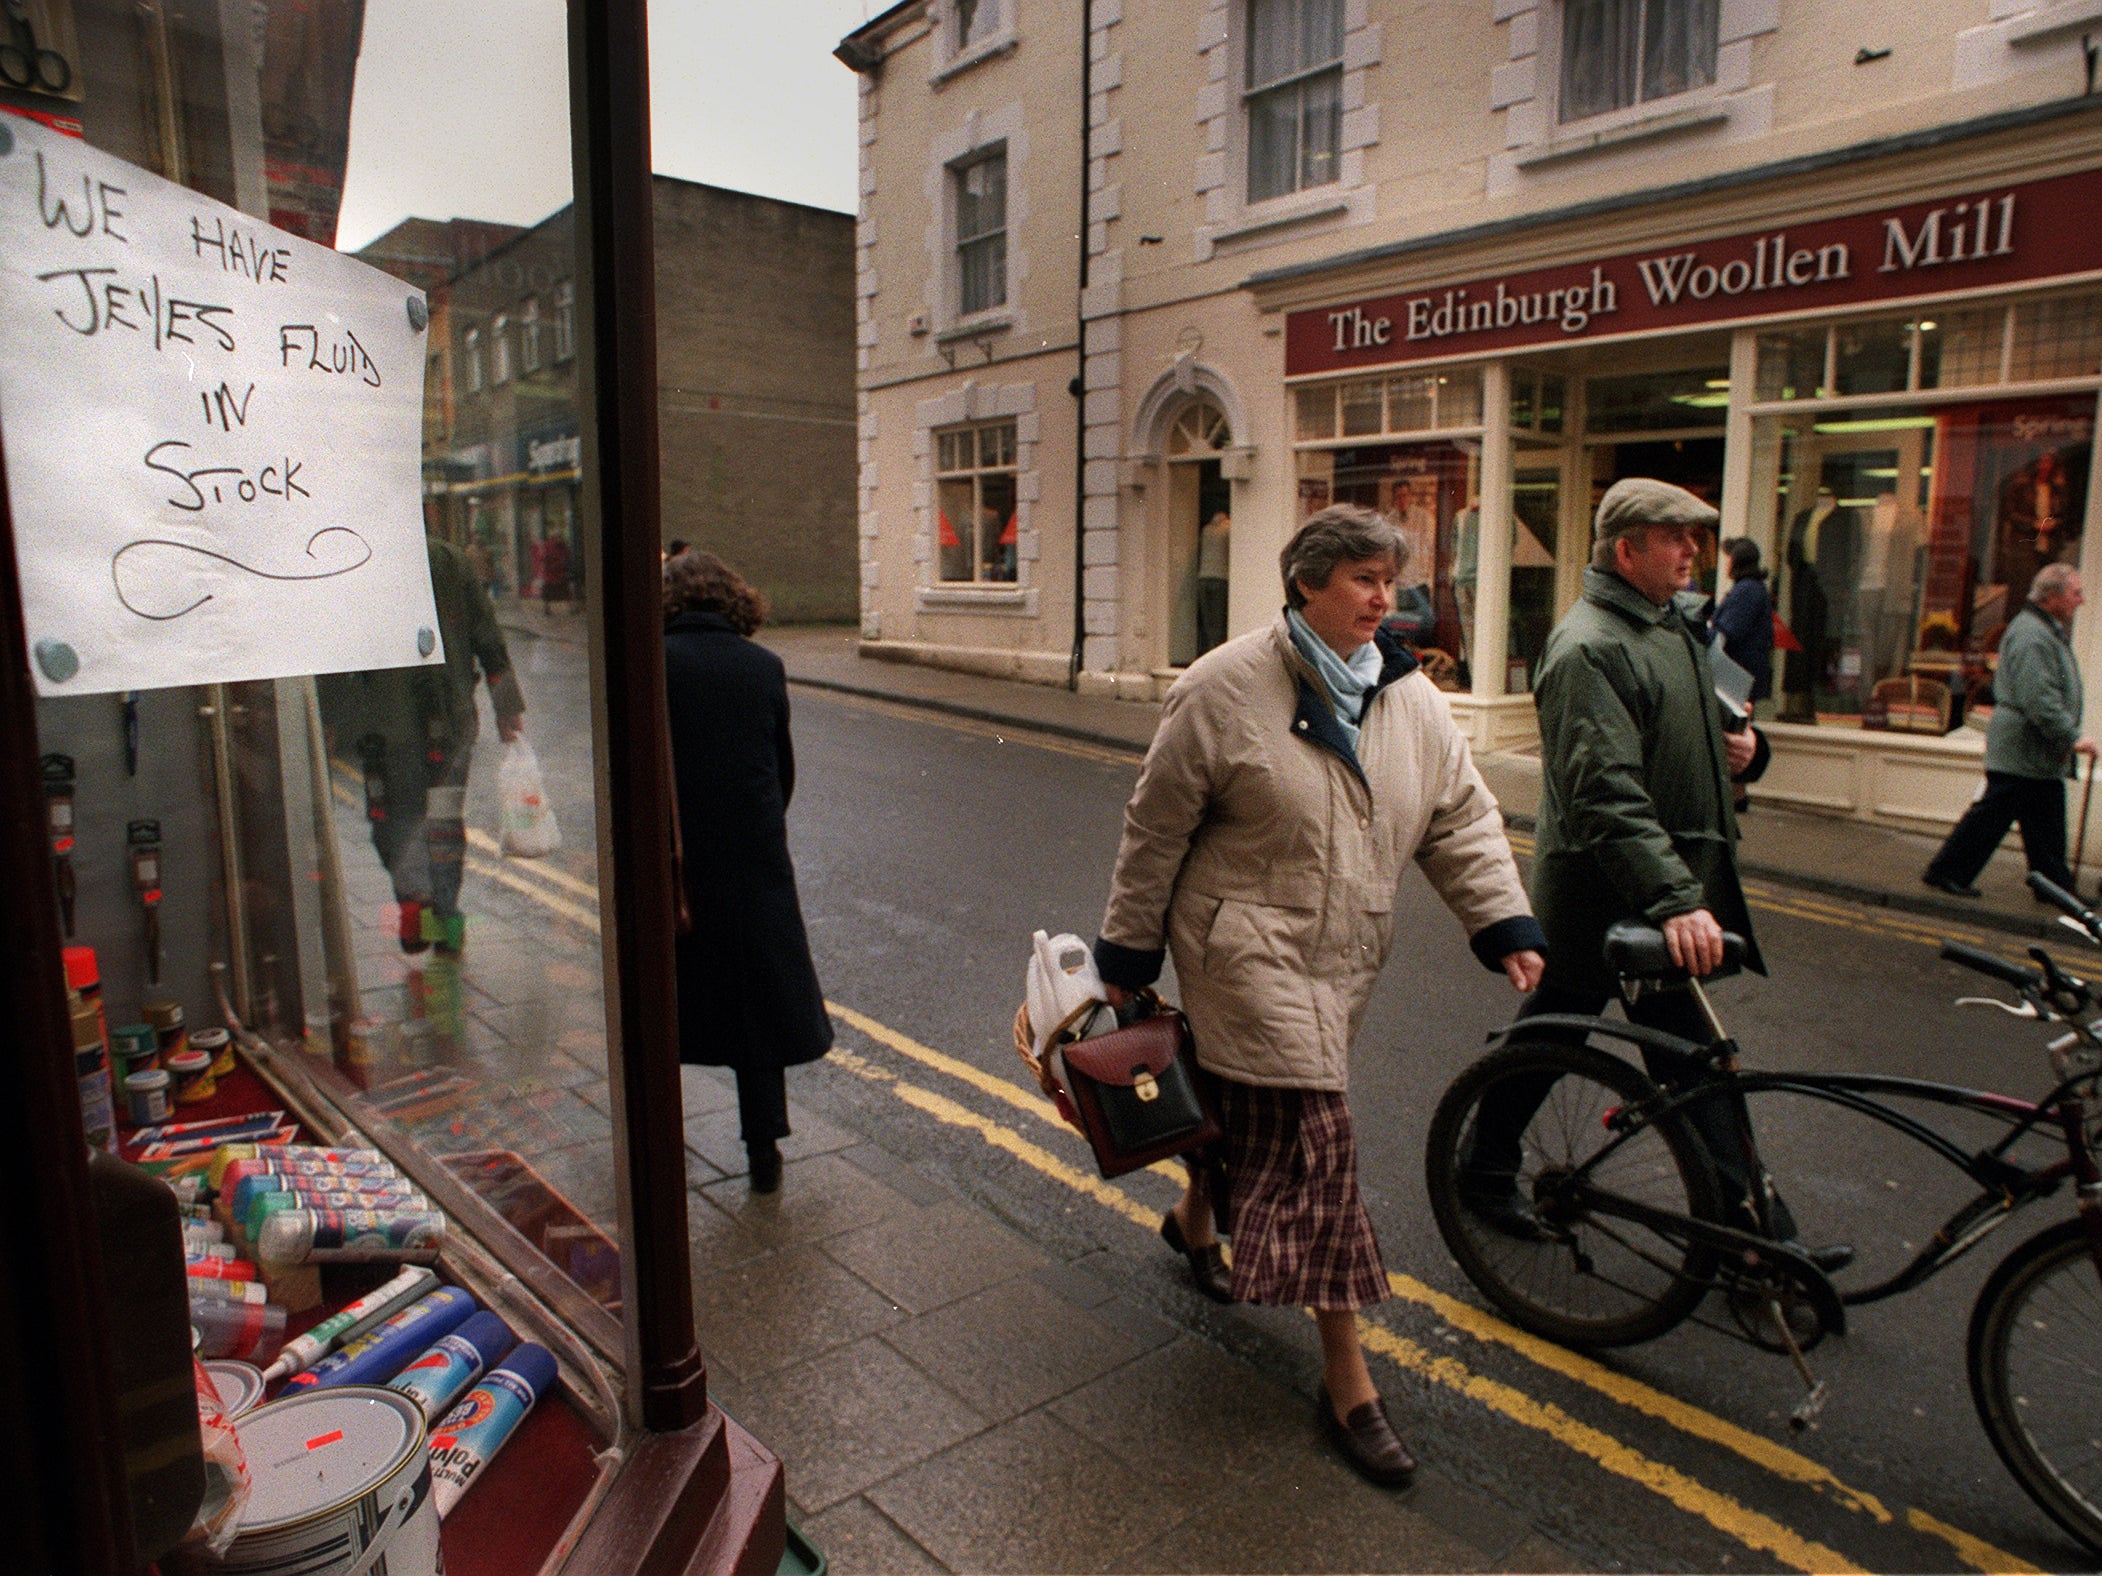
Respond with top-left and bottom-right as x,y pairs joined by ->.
1163,401 -> 1233,668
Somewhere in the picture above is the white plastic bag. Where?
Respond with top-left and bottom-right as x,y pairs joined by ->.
497,739 -> 561,857
1024,930 -> 1112,1066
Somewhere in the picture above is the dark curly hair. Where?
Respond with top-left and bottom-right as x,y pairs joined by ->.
663,549 -> 768,636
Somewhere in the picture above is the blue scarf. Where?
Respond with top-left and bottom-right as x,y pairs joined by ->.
1287,608 -> 1383,749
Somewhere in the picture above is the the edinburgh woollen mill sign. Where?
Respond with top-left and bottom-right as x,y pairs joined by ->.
0,112 -> 439,696
1285,169 -> 2102,377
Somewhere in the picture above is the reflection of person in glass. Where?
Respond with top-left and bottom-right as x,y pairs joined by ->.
1994,448 -> 2083,612
1196,510 -> 1230,654
663,551 -> 833,1194
327,536 -> 524,958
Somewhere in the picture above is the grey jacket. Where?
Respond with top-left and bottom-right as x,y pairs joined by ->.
1987,603 -> 2085,779
1095,617 -> 1542,1091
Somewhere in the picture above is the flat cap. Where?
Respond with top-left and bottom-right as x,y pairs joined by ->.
1594,477 -> 1719,539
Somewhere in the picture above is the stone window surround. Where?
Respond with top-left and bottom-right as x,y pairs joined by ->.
923,104 -> 1033,342
1955,1 -> 2102,94
1488,0 -> 1778,195
912,378 -> 1042,617
927,0 -> 1019,85
1193,0 -> 1384,265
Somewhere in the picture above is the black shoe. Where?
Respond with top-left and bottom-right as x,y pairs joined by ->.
1160,1211 -> 1232,1302
1924,874 -> 1984,899
748,1140 -> 782,1194
1320,1388 -> 1417,1488
1456,1171 -> 1557,1242
1800,1242 -> 1854,1275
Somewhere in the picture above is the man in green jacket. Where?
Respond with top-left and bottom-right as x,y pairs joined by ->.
1924,563 -> 2095,899
1464,479 -> 1844,1263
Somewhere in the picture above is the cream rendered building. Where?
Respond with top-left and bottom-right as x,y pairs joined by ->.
839,0 -> 2102,830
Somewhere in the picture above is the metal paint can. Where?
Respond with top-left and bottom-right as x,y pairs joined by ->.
143,997 -> 188,1063
125,1067 -> 172,1125
191,1026 -> 234,1079
113,1023 -> 160,1076
202,1358 -> 265,1418
166,1048 -> 216,1105
210,1385 -> 441,1575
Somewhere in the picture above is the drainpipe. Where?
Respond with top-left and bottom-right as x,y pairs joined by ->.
1068,0 -> 1094,689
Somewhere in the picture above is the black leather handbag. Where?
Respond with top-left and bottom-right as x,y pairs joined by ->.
1051,1005 -> 1220,1179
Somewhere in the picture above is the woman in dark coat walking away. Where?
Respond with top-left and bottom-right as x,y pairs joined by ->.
1712,538 -> 1774,704
663,551 -> 832,1192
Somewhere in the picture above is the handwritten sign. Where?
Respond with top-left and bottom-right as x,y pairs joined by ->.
0,115 -> 439,695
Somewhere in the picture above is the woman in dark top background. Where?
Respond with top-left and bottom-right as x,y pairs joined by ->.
663,551 -> 832,1192
1714,537 -> 1774,704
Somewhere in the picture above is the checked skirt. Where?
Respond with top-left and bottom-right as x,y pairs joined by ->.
1212,1078 -> 1388,1311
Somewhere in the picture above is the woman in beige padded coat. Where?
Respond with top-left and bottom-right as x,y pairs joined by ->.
1095,504 -> 1545,1487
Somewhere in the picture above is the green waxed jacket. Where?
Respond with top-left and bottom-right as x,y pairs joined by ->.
1985,604 -> 2084,780
1530,568 -> 1764,995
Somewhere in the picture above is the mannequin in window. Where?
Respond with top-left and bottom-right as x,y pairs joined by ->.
1780,487 -> 1859,722
1196,511 -> 1231,654
1996,446 -> 2085,614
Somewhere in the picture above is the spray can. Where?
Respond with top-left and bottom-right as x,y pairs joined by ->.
243,1185 -> 429,1244
190,1295 -> 286,1364
184,1254 -> 258,1281
388,1311 -> 516,1422
429,1344 -> 558,1517
262,1265 -> 438,1383
257,1206 -> 446,1266
289,1286 -> 476,1392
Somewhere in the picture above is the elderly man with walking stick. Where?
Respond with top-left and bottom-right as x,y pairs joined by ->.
1924,563 -> 2098,902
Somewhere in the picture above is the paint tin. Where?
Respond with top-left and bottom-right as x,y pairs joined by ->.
143,998 -> 188,1063
113,1022 -> 160,1075
125,1067 -> 172,1125
302,1008 -> 334,1058
202,1358 -> 264,1418
212,1386 -> 441,1576
167,1048 -> 215,1105
191,1026 -> 234,1078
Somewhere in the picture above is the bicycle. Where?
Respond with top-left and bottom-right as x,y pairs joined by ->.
1423,875 -> 2102,1556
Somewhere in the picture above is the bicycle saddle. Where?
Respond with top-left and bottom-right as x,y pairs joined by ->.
1603,919 -> 1748,982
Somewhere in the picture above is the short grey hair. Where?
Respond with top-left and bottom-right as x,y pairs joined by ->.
1279,505 -> 1408,609
2031,562 -> 2080,603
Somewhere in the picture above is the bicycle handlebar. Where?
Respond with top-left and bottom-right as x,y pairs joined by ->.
2027,872 -> 2102,943
1939,939 -> 2045,991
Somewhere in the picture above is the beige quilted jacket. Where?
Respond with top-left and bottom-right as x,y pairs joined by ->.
1095,617 -> 1541,1092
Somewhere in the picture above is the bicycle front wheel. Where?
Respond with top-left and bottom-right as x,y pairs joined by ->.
1968,1218 -> 2102,1556
1426,1040 -> 1724,1348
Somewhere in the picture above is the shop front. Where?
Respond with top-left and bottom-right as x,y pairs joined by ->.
1264,145 -> 2102,826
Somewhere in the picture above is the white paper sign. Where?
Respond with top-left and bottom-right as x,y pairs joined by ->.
0,115 -> 441,695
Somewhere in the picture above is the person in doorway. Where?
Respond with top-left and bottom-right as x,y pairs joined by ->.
1093,504 -> 1544,1488
1196,510 -> 1231,654
1459,480 -> 1849,1271
1923,563 -> 2096,901
663,550 -> 833,1193
325,535 -> 524,960
535,531 -> 573,613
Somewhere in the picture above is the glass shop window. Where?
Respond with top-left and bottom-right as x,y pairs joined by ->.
1755,293 -> 2102,404
1293,367 -> 1485,441
935,421 -> 1020,583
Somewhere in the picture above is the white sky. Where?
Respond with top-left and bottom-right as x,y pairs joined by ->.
335,0 -> 874,253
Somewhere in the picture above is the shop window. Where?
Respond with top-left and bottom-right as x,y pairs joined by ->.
1757,294 -> 2102,405
1510,370 -> 1567,434
954,148 -> 1007,317
491,312 -> 511,384
1587,365 -> 1729,431
520,296 -> 542,373
935,420 -> 1020,583
1755,394 -> 2092,730
2009,295 -> 2102,382
953,0 -> 1002,52
1245,0 -> 1343,203
1292,439 -> 1479,688
1294,367 -> 1485,441
463,323 -> 483,392
554,279 -> 576,360
1559,0 -> 1718,123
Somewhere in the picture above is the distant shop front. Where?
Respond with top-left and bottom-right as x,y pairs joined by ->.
1265,158 -> 2102,828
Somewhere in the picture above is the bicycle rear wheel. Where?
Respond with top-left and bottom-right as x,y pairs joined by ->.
1426,1040 -> 1724,1348
1968,1218 -> 2102,1557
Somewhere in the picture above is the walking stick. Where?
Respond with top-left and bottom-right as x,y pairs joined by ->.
2076,754 -> 2096,896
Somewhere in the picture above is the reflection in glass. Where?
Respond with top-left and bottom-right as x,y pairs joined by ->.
1588,365 -> 1730,431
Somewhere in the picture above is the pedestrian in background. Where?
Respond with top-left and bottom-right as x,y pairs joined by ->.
1713,537 -> 1774,705
663,550 -> 833,1192
1196,510 -> 1231,654
1094,504 -> 1544,1488
1923,563 -> 2096,901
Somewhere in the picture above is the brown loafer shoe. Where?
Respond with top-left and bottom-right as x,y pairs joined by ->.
1159,1211 -> 1232,1303
1320,1388 -> 1417,1488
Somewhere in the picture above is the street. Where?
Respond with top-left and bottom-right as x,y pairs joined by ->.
779,684 -> 2081,1573
428,615 -> 2094,1573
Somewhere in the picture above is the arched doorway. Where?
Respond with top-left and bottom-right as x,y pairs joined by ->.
1164,400 -> 1234,668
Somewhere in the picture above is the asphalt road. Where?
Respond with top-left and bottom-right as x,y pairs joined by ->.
778,680 -> 2094,1575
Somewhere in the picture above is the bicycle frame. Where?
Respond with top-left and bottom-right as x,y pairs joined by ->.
1488,1009 -> 2102,1310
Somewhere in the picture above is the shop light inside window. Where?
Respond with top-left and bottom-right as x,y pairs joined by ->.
1670,391 -> 1732,409
1810,416 -> 1938,433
